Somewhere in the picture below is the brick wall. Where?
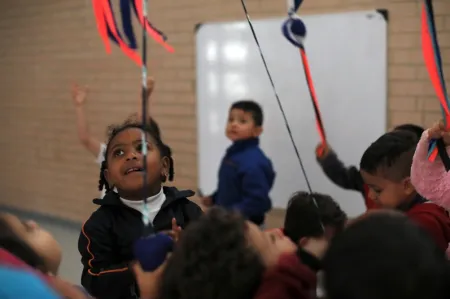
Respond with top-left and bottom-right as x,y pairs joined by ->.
0,0 -> 448,227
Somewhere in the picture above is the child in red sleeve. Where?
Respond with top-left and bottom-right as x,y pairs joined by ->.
359,130 -> 450,253
315,124 -> 424,211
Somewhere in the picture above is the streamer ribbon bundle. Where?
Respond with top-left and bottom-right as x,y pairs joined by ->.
92,0 -> 174,66
422,0 -> 450,170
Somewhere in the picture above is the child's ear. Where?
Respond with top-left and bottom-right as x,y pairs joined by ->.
298,237 -> 308,247
402,177 -> 415,195
160,156 -> 170,176
253,126 -> 263,137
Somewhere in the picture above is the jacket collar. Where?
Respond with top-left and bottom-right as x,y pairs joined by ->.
297,247 -> 322,272
226,137 -> 259,156
397,193 -> 427,212
93,186 -> 194,209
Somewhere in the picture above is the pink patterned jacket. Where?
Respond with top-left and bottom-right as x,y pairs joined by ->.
411,130 -> 450,209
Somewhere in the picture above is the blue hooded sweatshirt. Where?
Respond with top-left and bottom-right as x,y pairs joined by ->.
212,138 -> 275,225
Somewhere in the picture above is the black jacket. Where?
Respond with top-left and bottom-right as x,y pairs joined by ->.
78,186 -> 203,299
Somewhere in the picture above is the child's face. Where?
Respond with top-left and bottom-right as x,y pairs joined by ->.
360,170 -> 415,209
226,108 -> 262,142
104,128 -> 168,198
1,213 -> 61,274
246,221 -> 297,266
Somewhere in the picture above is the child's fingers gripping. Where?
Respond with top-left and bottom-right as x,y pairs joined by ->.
428,121 -> 445,140
171,218 -> 177,230
145,77 -> 155,100
438,119 -> 447,130
315,142 -> 329,159
171,218 -> 182,241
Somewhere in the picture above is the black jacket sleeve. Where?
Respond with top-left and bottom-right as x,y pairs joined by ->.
78,208 -> 136,299
317,150 -> 365,193
182,199 -> 203,224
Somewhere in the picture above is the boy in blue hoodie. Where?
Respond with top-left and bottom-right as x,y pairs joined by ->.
201,100 -> 275,227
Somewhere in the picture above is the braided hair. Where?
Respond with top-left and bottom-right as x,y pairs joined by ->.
98,119 -> 174,192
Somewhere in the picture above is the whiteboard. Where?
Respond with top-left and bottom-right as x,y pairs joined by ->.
196,11 -> 387,217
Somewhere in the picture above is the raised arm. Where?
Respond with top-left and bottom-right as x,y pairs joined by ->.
316,143 -> 365,193
71,84 -> 102,158
134,77 -> 155,121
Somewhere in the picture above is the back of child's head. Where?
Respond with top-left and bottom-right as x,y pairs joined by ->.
0,215 -> 47,272
231,100 -> 264,126
360,130 -> 417,182
394,123 -> 424,140
323,212 -> 450,299
98,119 -> 174,193
283,192 -> 347,244
158,207 -> 264,299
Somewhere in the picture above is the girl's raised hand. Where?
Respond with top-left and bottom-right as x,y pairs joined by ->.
71,84 -> 88,106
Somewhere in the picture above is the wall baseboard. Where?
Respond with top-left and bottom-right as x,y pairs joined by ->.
0,205 -> 82,230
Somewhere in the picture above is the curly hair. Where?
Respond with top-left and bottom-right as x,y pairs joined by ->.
158,207 -> 265,299
283,191 -> 347,243
98,118 -> 174,192
359,130 -> 418,181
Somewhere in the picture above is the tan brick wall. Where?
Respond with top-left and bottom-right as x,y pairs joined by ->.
0,0 -> 448,228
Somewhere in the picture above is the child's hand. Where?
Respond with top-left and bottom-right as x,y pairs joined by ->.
201,196 -> 213,207
161,218 -> 182,242
170,218 -> 182,242
428,120 -> 450,145
136,77 -> 155,120
71,84 -> 88,106
132,260 -> 166,299
315,142 -> 330,159
145,77 -> 155,99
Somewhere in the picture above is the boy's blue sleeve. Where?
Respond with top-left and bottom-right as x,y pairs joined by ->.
211,191 -> 217,203
233,166 -> 272,217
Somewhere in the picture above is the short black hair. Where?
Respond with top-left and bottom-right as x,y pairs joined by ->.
158,207 -> 264,299
359,130 -> 418,181
394,123 -> 424,139
231,100 -> 264,126
0,216 -> 47,272
98,119 -> 173,192
284,192 -> 347,244
323,212 -> 450,299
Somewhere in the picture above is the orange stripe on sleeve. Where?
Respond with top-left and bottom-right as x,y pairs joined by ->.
81,221 -> 129,276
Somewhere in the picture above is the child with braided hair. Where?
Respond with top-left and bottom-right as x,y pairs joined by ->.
71,78 -> 160,197
78,120 -> 202,299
